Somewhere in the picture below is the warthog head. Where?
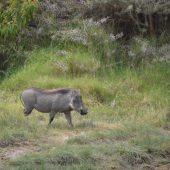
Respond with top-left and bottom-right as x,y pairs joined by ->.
69,90 -> 88,115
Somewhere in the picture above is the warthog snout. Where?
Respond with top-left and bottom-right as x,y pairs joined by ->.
80,108 -> 88,115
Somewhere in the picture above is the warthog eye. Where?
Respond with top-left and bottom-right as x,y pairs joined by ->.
74,95 -> 80,101
73,97 -> 78,102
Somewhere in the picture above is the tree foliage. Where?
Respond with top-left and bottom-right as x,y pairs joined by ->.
0,0 -> 38,38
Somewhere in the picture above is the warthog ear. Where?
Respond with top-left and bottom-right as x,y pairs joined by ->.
77,89 -> 80,94
70,90 -> 76,97
71,89 -> 80,96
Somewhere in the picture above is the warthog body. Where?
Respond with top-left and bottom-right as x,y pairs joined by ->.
20,87 -> 88,127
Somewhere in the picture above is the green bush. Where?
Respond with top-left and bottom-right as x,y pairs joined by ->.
0,0 -> 38,38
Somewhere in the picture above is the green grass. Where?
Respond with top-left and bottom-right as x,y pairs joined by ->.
0,47 -> 170,170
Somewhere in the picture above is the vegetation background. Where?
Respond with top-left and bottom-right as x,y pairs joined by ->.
0,0 -> 170,169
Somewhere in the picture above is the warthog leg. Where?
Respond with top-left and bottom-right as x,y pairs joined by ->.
24,108 -> 33,116
49,112 -> 56,124
64,112 -> 73,128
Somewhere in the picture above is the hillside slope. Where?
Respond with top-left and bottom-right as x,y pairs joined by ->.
0,47 -> 170,170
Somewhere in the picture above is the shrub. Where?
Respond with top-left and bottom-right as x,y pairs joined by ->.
0,0 -> 38,38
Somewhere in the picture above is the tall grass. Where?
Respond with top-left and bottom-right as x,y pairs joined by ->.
0,45 -> 170,169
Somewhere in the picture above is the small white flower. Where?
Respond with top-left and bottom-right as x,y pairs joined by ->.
127,5 -> 133,11
111,100 -> 116,108
128,51 -> 135,57
99,17 -> 109,24
110,34 -> 116,41
136,7 -> 141,13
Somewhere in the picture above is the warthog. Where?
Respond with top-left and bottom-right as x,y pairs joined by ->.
20,87 -> 88,127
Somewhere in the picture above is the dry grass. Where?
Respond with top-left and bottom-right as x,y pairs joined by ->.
0,47 -> 170,170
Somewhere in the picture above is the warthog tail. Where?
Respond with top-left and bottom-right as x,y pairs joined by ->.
20,94 -> 25,108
